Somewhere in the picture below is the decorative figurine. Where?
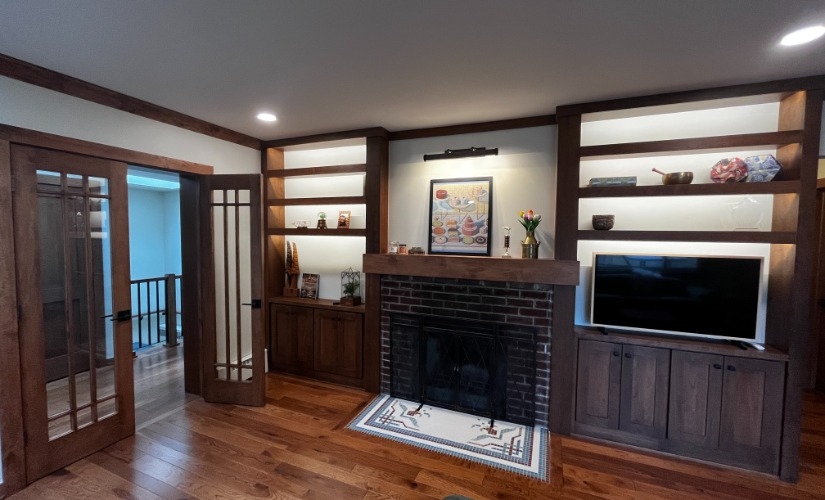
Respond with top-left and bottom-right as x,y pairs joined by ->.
502,226 -> 512,258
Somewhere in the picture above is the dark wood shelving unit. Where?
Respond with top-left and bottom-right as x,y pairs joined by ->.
267,227 -> 367,237
554,82 -> 824,482
578,180 -> 800,198
577,230 -> 796,244
262,130 -> 389,393
266,163 -> 366,178
579,130 -> 805,158
266,195 -> 366,206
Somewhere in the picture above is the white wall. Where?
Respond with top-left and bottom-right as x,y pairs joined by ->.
0,76 -> 259,173
389,127 -> 557,258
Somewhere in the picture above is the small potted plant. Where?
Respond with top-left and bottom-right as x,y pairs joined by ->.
340,268 -> 361,306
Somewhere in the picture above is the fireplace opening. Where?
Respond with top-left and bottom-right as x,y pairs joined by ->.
390,313 -> 537,425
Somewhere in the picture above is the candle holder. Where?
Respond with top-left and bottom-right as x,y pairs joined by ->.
502,226 -> 511,258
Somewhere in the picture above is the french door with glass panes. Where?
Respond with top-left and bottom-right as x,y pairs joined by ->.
200,174 -> 265,406
11,145 -> 134,482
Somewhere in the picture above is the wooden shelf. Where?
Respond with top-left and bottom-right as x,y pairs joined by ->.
266,163 -> 366,178
577,230 -> 795,244
576,327 -> 789,362
269,296 -> 366,313
267,195 -> 366,206
267,228 -> 367,237
363,254 -> 580,286
579,130 -> 804,159
579,180 -> 800,198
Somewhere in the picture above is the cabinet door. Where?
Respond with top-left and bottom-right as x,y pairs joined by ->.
719,357 -> 784,474
271,304 -> 314,373
619,345 -> 670,439
314,310 -> 363,380
668,350 -> 723,448
575,340 -> 621,429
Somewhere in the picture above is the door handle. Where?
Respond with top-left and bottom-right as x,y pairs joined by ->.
242,299 -> 262,309
111,309 -> 132,323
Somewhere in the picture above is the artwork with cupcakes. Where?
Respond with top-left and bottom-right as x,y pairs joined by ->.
428,177 -> 492,256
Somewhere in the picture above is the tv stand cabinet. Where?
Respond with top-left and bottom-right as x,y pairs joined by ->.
574,328 -> 787,474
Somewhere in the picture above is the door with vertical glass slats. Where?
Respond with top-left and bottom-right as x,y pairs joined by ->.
11,145 -> 134,483
201,174 -> 265,406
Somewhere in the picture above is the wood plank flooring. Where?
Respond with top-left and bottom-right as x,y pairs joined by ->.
11,345 -> 825,499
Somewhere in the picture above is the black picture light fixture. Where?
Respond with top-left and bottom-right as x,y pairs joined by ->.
423,146 -> 499,161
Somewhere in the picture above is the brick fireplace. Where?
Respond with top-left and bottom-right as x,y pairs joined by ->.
380,275 -> 552,425
364,254 -> 580,429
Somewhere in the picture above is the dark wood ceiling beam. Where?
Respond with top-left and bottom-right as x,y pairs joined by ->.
0,124 -> 213,175
0,53 -> 262,150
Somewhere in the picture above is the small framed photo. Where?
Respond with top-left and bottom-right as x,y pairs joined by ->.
337,210 -> 351,229
428,177 -> 492,256
300,273 -> 319,299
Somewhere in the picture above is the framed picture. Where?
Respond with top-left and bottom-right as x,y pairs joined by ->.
337,210 -> 351,228
428,177 -> 492,256
300,273 -> 319,299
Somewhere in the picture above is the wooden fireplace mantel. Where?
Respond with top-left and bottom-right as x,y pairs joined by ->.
363,254 -> 580,286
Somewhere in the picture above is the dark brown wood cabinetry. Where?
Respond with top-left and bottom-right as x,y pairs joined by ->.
271,304 -> 314,375
575,332 -> 787,474
576,339 -> 669,446
269,298 -> 365,388
556,82 -> 822,480
314,309 -> 363,383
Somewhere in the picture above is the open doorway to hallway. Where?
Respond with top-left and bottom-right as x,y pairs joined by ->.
126,166 -> 189,427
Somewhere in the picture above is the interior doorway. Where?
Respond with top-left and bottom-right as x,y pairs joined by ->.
126,166 -> 188,427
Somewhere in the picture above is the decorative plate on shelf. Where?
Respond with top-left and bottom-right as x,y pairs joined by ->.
710,157 -> 748,183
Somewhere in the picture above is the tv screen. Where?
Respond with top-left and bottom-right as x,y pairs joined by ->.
591,254 -> 763,341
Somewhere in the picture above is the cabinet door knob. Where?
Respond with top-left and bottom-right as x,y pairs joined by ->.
727,365 -> 736,371
624,352 -> 632,358
612,351 -> 620,357
713,363 -> 722,369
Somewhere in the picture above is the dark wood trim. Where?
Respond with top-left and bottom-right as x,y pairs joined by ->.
0,139 -> 25,496
362,254 -> 580,286
262,128 -> 389,149
551,114 -> 582,436
817,178 -> 825,190
388,114 -> 556,141
267,196 -> 366,206
576,327 -> 789,362
268,296 -> 365,313
779,88 -> 824,482
0,124 -> 214,175
179,174 -> 202,395
266,228 -> 367,237
577,230 -> 796,244
579,181 -> 801,198
0,53 -> 261,149
558,75 -> 825,116
266,163 -> 366,178
579,131 -> 804,158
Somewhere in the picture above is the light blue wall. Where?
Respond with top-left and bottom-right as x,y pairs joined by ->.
128,187 -> 181,279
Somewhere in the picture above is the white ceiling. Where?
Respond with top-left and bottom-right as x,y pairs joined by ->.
1,1 -> 824,142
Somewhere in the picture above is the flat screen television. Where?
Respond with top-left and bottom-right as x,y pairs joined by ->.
590,253 -> 764,342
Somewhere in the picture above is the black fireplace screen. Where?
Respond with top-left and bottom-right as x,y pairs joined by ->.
390,314 -> 537,425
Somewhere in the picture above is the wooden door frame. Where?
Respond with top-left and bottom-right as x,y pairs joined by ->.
0,125 -> 215,496
0,139 -> 25,496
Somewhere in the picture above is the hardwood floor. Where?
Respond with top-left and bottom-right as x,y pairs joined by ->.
11,346 -> 825,499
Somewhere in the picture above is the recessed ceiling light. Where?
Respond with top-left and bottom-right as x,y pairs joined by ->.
780,25 -> 825,46
256,112 -> 278,122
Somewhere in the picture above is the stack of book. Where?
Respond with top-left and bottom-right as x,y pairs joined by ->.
588,176 -> 637,187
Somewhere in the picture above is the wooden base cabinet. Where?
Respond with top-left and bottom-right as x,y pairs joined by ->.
575,340 -> 670,447
669,351 -> 785,474
575,336 -> 786,475
269,299 -> 365,388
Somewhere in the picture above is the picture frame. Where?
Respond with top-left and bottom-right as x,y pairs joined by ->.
337,210 -> 351,229
428,177 -> 492,256
300,273 -> 319,299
